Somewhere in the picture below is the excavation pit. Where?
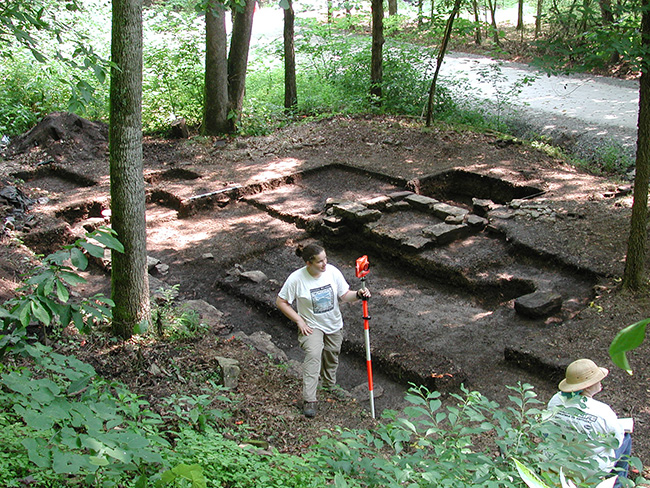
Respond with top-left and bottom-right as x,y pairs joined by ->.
412,169 -> 544,205
205,166 -> 595,395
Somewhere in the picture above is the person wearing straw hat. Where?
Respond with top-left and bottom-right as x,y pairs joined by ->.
276,243 -> 371,418
547,358 -> 633,486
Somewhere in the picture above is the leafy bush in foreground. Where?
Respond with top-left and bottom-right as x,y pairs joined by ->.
310,383 -> 643,487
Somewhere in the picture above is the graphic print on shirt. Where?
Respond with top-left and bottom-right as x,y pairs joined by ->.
311,285 -> 334,314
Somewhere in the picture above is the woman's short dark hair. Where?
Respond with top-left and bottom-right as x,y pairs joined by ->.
296,243 -> 324,263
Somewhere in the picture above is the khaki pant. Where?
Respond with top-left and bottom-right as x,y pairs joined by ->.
298,328 -> 343,402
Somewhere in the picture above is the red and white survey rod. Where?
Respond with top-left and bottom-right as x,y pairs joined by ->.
355,255 -> 375,419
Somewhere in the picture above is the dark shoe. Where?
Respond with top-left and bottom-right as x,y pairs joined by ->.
303,401 -> 318,417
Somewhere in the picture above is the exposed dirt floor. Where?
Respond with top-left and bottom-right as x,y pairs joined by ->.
1,112 -> 649,476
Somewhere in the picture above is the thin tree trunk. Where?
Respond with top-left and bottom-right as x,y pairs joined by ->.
430,0 -> 435,25
202,0 -> 229,135
388,0 -> 398,15
487,0 -> 500,45
535,0 -> 543,37
370,0 -> 384,103
579,0 -> 591,32
418,0 -> 424,27
426,0 -> 463,126
227,0 -> 256,133
516,0 -> 524,30
598,0 -> 620,63
109,0 -> 150,339
473,0 -> 482,44
623,0 -> 650,290
284,0 -> 297,110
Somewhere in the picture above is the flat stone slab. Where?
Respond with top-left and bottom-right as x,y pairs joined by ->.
332,201 -> 382,223
422,222 -> 470,244
514,291 -> 563,318
466,214 -> 488,229
432,202 -> 469,220
400,235 -> 432,251
363,195 -> 392,209
388,190 -> 414,201
472,198 -> 494,217
405,193 -> 439,211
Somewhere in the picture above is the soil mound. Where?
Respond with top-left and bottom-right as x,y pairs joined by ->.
5,112 -> 108,166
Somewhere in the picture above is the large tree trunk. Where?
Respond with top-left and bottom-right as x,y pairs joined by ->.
284,0 -> 297,110
370,0 -> 384,103
202,0 -> 229,135
426,0 -> 463,126
109,0 -> 150,339
227,0 -> 256,133
623,0 -> 650,290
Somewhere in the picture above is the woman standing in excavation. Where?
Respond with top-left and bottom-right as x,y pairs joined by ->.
276,243 -> 371,418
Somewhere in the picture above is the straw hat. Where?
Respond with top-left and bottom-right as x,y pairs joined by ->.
559,359 -> 609,392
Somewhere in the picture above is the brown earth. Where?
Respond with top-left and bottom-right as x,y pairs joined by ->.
1,112 -> 649,477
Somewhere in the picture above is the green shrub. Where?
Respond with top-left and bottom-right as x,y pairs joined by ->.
172,427 -> 352,488
309,383 -> 642,488
0,343 -> 168,487
0,228 -> 122,356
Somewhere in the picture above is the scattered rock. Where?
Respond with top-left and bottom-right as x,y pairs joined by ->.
0,186 -> 33,211
149,276 -> 178,302
154,263 -> 169,276
182,299 -> 227,333
240,270 -> 268,283
232,330 -> 301,378
147,256 -> 161,273
216,356 -> 241,388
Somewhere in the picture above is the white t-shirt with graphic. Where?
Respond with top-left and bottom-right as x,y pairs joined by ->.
278,264 -> 350,334
547,392 -> 625,474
